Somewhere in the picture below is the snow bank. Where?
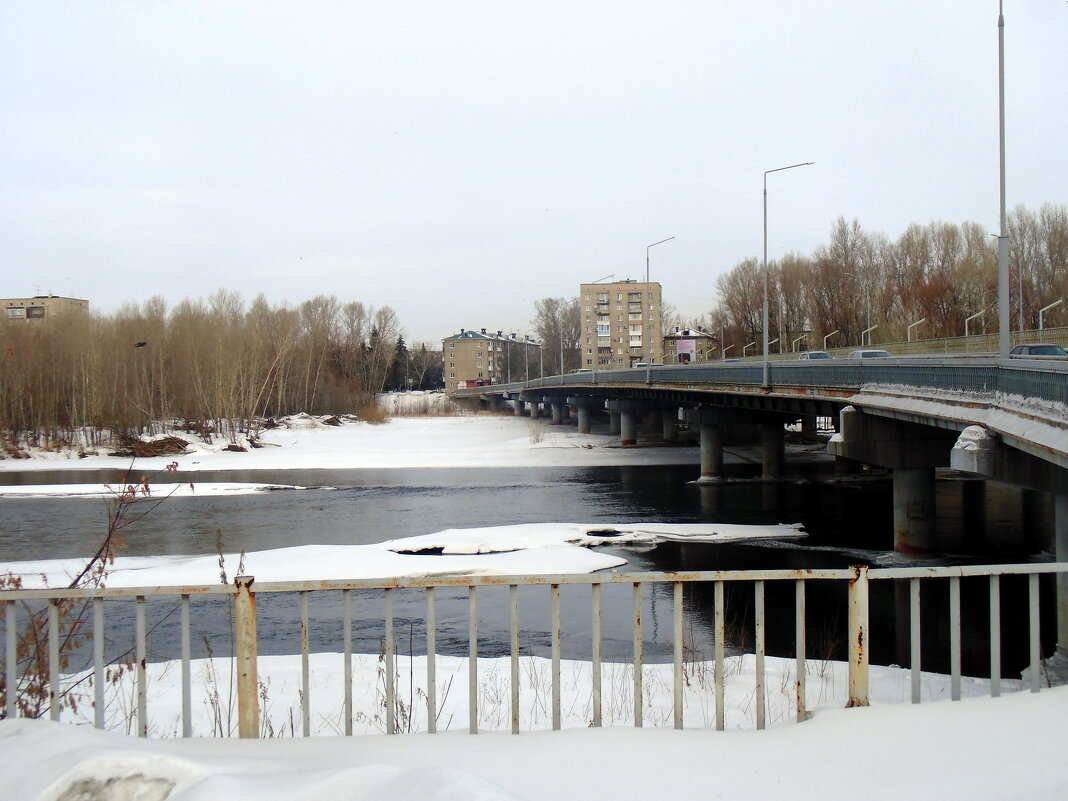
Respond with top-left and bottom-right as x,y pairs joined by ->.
1,658 -> 1062,801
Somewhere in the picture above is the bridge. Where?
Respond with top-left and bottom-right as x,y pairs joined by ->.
454,355 -> 1068,661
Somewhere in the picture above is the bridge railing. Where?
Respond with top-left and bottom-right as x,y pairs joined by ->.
3,562 -> 1064,738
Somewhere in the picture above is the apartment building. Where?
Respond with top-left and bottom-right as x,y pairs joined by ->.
2,295 -> 89,322
578,280 -> 662,368
663,328 -> 717,363
443,328 -> 541,388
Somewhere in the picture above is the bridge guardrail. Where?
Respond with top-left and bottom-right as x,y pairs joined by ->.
3,562 -> 1064,738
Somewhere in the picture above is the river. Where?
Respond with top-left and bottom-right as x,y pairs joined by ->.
0,460 -> 1055,678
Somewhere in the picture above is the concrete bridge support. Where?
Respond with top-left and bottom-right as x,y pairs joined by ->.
528,399 -> 540,420
661,409 -> 679,443
620,408 -> 637,447
609,410 -> 620,436
550,401 -> 563,425
892,468 -> 937,554
512,398 -> 523,416
568,397 -> 599,435
1056,496 -> 1068,663
830,405 -> 955,553
761,423 -> 785,480
683,408 -> 734,483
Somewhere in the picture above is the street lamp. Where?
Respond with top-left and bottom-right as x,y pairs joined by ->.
1039,298 -> 1063,330
764,162 -> 814,387
646,236 -> 675,367
996,0 -> 1010,357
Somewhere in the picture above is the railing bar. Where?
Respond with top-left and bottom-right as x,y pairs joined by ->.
300,590 -> 310,737
551,584 -> 561,730
755,580 -> 765,730
714,580 -> 725,731
5,602 -> 16,719
180,595 -> 191,736
591,584 -> 602,727
5,562 -> 1068,599
94,598 -> 105,730
989,576 -> 1001,698
950,576 -> 961,701
343,589 -> 352,736
910,579 -> 921,704
48,601 -> 60,722
510,585 -> 519,734
135,596 -> 146,736
469,586 -> 478,734
426,587 -> 437,734
385,587 -> 395,735
632,582 -> 643,728
795,580 -> 807,722
673,582 -> 683,731
1029,574 -> 1040,693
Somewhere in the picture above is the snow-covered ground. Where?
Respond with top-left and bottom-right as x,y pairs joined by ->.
0,408 -> 824,472
2,680 -> 1065,801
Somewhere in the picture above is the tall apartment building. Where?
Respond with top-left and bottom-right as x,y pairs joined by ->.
442,328 -> 541,388
2,295 -> 89,322
578,280 -> 662,369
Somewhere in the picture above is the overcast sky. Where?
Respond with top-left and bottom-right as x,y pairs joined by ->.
2,1 -> 1065,344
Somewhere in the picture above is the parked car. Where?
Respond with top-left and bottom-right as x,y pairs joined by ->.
798,350 -> 832,360
1008,343 -> 1068,358
632,362 -> 649,368
569,367 -> 593,374
848,349 -> 891,359
721,358 -> 742,363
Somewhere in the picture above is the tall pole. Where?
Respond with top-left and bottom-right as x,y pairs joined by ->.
646,236 -> 675,366
763,162 -> 814,387
997,0 -> 1010,357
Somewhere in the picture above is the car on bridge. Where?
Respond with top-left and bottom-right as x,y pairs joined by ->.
848,349 -> 891,359
1009,343 -> 1068,358
798,350 -> 832,360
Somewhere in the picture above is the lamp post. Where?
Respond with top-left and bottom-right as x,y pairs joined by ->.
964,310 -> 985,338
996,0 -> 1010,357
907,318 -> 926,343
764,162 -> 814,386
646,236 -> 675,367
1039,299 -> 1063,330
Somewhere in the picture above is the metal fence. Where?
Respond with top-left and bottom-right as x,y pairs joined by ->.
3,563 -> 1065,738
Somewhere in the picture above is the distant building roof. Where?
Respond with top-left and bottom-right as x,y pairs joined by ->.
443,328 -> 540,344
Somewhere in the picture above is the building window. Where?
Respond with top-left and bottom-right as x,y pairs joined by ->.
6,308 -> 25,319
449,362 -> 455,368
449,343 -> 455,348
449,372 -> 455,378
477,361 -> 482,368
597,324 -> 610,337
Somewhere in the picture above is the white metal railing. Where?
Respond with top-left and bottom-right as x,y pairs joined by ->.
2,562 -> 1065,738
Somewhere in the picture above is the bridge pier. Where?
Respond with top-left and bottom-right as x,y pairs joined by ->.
528,398 -> 540,420
550,401 -> 563,425
661,408 -> 679,443
1057,495 -> 1068,663
512,398 -> 523,416
830,405 -> 955,553
609,410 -> 620,436
683,408 -> 731,483
892,467 -> 937,554
761,423 -> 785,480
568,397 -> 599,434
620,408 -> 637,447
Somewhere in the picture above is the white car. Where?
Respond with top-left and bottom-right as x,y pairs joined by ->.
848,349 -> 890,359
798,350 -> 832,360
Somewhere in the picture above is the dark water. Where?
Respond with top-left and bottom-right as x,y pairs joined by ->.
0,462 -> 1056,677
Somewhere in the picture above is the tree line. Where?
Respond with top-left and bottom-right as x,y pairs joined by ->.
710,203 -> 1067,354
0,291 -> 442,448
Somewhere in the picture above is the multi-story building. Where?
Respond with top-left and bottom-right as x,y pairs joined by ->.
442,328 -> 541,388
663,327 -> 717,363
2,295 -> 89,322
578,280 -> 662,369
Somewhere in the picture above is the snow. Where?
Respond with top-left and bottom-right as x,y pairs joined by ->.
0,482 -> 310,499
0,410 -> 819,473
2,675 -> 1066,800
3,522 -> 805,588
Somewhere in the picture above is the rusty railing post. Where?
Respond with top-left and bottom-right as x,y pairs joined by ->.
234,575 -> 259,738
847,565 -> 869,707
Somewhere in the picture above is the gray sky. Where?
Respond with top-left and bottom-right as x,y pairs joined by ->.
2,1 -> 1065,344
